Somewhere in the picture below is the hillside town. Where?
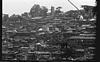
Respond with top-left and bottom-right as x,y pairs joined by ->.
2,4 -> 96,61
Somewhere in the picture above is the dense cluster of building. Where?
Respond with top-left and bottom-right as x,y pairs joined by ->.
2,5 -> 96,61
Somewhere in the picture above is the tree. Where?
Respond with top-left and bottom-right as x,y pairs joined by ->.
55,7 -> 63,17
56,7 -> 62,10
29,4 -> 48,17
2,14 -> 9,22
81,5 -> 95,18
22,12 -> 28,17
2,14 -> 9,26
29,4 -> 41,17
9,14 -> 21,22
40,6 -> 48,17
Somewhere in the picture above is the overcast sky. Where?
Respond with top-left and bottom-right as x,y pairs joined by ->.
3,0 -> 96,16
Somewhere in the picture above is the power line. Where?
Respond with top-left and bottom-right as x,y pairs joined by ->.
68,0 -> 80,11
67,0 -> 84,20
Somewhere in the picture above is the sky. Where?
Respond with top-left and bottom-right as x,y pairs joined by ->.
3,0 -> 96,16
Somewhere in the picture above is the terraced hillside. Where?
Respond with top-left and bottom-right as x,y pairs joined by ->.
2,5 -> 96,61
